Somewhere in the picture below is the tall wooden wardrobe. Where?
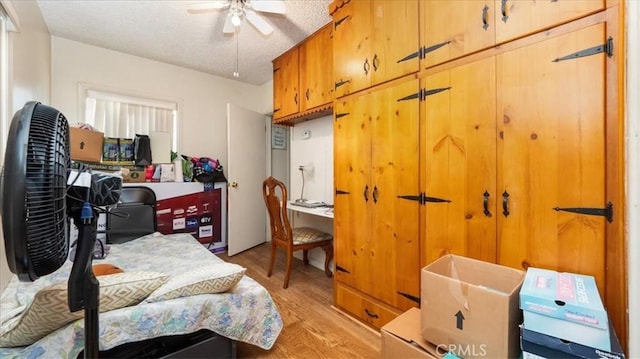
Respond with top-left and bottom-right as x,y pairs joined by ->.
329,0 -> 627,349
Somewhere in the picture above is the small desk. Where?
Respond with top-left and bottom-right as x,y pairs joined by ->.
287,201 -> 334,219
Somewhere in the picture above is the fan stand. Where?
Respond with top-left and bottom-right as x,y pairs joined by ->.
68,208 -> 100,358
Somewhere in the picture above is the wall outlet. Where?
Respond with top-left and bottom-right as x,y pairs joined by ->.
302,129 -> 311,139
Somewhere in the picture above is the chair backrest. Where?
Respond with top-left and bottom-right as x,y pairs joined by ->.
262,177 -> 292,245
106,186 -> 157,244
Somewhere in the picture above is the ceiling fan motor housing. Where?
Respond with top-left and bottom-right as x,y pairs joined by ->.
2,101 -> 70,281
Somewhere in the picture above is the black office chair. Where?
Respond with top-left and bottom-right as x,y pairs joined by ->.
106,186 -> 157,244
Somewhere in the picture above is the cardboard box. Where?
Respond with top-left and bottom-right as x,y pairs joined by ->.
520,324 -> 625,359
102,137 -> 120,164
69,127 -> 103,163
155,188 -> 224,252
121,167 -> 146,183
519,268 -> 607,329
381,308 -> 444,359
519,268 -> 611,351
421,255 -> 525,358
522,312 -> 611,351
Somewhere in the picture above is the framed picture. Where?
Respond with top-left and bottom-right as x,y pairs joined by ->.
271,125 -> 287,149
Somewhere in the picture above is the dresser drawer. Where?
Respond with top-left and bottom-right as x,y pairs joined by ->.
335,283 -> 401,330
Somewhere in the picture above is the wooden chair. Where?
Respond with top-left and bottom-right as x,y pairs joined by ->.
262,176 -> 333,289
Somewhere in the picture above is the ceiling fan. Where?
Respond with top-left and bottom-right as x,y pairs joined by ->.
187,0 -> 286,36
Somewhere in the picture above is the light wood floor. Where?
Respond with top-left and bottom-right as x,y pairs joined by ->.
218,243 -> 381,359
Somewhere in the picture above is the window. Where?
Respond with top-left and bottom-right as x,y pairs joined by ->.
83,89 -> 179,152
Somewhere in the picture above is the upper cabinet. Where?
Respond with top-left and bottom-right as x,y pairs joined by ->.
272,23 -> 334,125
420,0 -> 605,68
272,47 -> 299,121
332,0 -> 420,98
300,23 -> 334,111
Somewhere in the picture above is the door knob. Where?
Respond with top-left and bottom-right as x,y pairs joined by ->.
229,181 -> 238,188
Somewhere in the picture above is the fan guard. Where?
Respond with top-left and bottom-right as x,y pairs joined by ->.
2,101 -> 70,281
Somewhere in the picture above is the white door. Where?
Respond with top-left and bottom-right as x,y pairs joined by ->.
226,103 -> 267,255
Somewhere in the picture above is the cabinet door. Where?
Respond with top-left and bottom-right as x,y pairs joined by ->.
497,24 -> 606,291
300,24 -> 334,110
333,0 -> 371,98
421,57 -> 497,266
495,0 -> 605,44
370,0 -> 420,86
272,48 -> 299,120
367,79 -> 420,310
334,96 -> 371,290
421,0 -> 496,68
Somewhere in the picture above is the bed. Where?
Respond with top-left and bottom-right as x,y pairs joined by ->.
0,232 -> 283,358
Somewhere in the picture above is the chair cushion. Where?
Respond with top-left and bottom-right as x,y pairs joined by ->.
292,227 -> 332,245
145,263 -> 246,302
0,271 -> 168,347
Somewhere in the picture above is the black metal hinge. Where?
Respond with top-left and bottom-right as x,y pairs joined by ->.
398,193 -> 451,205
398,291 -> 420,304
421,40 -> 452,58
553,37 -> 614,62
273,67 -> 280,73
397,87 -> 452,102
335,112 -> 350,120
335,79 -> 351,90
335,189 -> 350,195
553,202 -> 613,223
334,15 -> 349,29
336,265 -> 350,273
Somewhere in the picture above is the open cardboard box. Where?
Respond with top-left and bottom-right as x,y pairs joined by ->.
421,254 -> 524,358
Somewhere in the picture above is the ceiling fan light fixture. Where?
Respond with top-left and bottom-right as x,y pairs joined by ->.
231,13 -> 241,26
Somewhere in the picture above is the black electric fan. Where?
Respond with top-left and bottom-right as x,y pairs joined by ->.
1,101 -> 121,358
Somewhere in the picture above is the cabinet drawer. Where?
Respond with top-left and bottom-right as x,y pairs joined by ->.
335,282 -> 400,330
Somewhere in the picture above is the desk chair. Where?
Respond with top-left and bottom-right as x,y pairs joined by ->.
106,186 -> 157,244
262,176 -> 333,289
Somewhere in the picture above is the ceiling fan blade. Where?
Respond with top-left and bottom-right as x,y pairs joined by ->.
245,9 -> 273,35
186,1 -> 230,14
248,0 -> 286,14
223,12 -> 236,33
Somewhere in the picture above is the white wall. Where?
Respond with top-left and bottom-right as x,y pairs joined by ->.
288,115 -> 333,269
51,36 -> 272,163
0,0 -> 51,292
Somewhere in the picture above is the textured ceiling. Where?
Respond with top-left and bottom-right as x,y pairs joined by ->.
36,0 -> 332,86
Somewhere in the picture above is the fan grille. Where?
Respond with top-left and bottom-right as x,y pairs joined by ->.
25,104 -> 70,278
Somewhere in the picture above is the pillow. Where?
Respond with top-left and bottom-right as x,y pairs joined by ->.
0,271 -> 168,347
145,263 -> 245,303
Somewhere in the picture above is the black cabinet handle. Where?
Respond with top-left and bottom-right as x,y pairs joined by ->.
305,89 -> 310,101
372,54 -> 379,71
483,190 -> 492,217
501,0 -> 509,23
363,58 -> 370,75
482,5 -> 489,30
364,308 -> 379,319
502,190 -> 510,217
364,185 -> 369,202
373,185 -> 379,203
294,93 -> 298,105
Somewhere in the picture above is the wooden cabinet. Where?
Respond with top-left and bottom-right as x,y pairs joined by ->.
272,23 -> 334,124
421,22 -> 608,295
300,23 -> 334,110
334,78 -> 420,329
333,0 -> 419,98
272,48 -> 299,120
420,0 -> 605,68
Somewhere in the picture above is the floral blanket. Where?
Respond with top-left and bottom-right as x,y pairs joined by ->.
0,233 -> 282,358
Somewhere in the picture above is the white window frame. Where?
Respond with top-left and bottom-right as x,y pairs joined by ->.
0,1 -> 18,164
78,83 -> 182,153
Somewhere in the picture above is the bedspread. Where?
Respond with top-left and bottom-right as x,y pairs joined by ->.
0,232 -> 283,358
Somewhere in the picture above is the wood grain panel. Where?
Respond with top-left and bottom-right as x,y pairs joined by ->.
333,0 -> 371,97
273,48 -> 299,120
495,0 -> 605,44
300,23 -> 334,110
421,56 -> 497,266
496,23 -> 606,293
335,282 -> 401,330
